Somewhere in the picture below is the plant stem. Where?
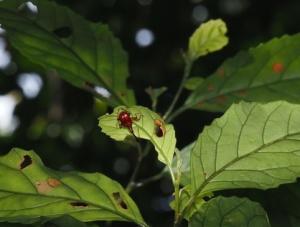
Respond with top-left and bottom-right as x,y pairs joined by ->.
163,57 -> 194,120
125,139 -> 144,193
165,105 -> 189,123
134,170 -> 165,188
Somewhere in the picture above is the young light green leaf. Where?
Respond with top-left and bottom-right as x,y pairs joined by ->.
184,77 -> 205,91
185,33 -> 300,112
191,101 -> 300,197
145,86 -> 167,110
0,0 -> 135,106
188,19 -> 228,60
0,148 -> 146,226
99,106 -> 176,166
189,196 -> 270,227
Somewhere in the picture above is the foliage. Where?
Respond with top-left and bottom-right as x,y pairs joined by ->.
0,0 -> 300,226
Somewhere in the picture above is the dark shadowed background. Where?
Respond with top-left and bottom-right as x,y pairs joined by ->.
0,0 -> 300,226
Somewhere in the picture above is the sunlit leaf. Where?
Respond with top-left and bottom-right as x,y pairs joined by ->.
0,148 -> 146,226
188,19 -> 228,60
186,34 -> 300,112
99,106 -> 176,166
190,101 -> 300,197
189,196 -> 270,227
0,0 -> 135,106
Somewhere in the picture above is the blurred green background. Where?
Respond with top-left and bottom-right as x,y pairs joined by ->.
0,0 -> 300,226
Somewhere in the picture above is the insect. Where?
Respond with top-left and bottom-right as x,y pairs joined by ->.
117,108 -> 141,134
154,119 -> 166,137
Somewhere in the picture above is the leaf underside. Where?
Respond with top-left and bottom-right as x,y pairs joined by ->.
190,101 -> 300,197
0,0 -> 135,106
0,148 -> 145,226
186,33 -> 300,112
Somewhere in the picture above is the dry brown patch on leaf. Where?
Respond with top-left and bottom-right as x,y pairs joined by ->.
47,178 -> 61,188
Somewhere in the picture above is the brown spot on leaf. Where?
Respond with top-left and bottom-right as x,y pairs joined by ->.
113,192 -> 128,209
36,181 -> 52,194
272,62 -> 284,74
70,202 -> 88,208
20,155 -> 32,170
196,102 -> 204,108
47,178 -> 61,188
207,84 -> 214,91
216,95 -> 227,103
237,90 -> 247,96
217,67 -> 225,77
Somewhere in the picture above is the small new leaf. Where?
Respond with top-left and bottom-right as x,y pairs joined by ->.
188,19 -> 228,60
99,106 -> 176,167
184,77 -> 205,91
190,196 -> 270,227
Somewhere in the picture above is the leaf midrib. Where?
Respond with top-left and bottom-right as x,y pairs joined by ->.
0,188 -> 136,224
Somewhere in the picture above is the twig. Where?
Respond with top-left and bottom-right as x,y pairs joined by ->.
126,139 -> 144,193
163,56 -> 193,120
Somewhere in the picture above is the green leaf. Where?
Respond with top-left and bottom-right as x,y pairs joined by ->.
99,106 -> 176,167
188,19 -> 228,60
0,148 -> 146,226
184,77 -> 205,91
186,33 -> 300,112
190,101 -> 300,197
189,196 -> 270,227
0,0 -> 135,106
170,142 -> 195,185
145,87 -> 167,101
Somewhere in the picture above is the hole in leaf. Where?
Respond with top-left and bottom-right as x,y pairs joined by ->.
70,202 -> 88,208
112,192 -> 128,209
17,1 -> 38,19
20,155 -> 32,169
53,27 -> 72,38
154,119 -> 165,137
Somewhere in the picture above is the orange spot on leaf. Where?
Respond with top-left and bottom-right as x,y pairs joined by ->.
47,178 -> 61,188
272,62 -> 284,74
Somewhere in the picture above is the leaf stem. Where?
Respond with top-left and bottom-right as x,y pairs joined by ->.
166,105 -> 189,123
134,171 -> 165,188
125,139 -> 144,193
163,56 -> 194,120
